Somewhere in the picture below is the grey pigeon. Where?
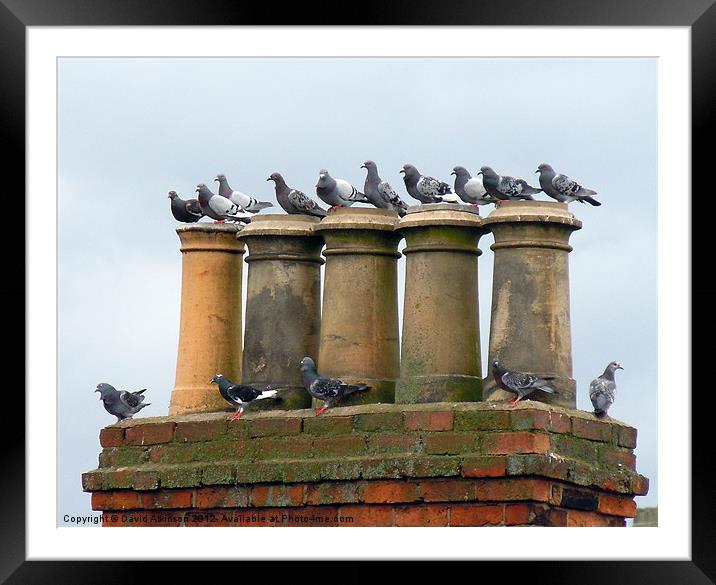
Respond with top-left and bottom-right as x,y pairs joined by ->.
491,359 -> 557,404
361,160 -> 408,217
196,183 -> 252,223
210,374 -> 280,421
478,166 -> 542,203
168,190 -> 204,223
95,382 -> 150,423
451,166 -> 497,207
400,164 -> 460,204
536,163 -> 601,206
215,173 -> 274,213
315,169 -> 368,210
589,361 -> 623,418
300,356 -> 370,415
267,172 -> 327,218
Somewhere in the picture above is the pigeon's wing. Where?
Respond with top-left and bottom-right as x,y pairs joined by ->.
589,378 -> 615,411
335,179 -> 366,202
288,189 -> 321,213
498,176 -> 521,196
464,177 -> 487,199
309,378 -> 343,400
208,194 -> 239,216
377,181 -> 406,209
185,199 -> 204,217
416,176 -> 440,197
552,174 -> 582,196
501,371 -> 539,391
119,390 -> 142,409
225,383 -> 263,403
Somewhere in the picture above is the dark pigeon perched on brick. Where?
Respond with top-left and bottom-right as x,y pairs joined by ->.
491,359 -> 557,404
267,172 -> 327,218
536,163 -> 601,206
589,361 -> 623,418
400,163 -> 459,204
300,356 -> 370,415
95,383 -> 150,423
168,190 -> 204,223
479,166 -> 541,204
361,160 -> 408,217
211,374 -> 280,421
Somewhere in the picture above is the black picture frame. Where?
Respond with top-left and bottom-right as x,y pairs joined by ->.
8,0 -> 712,583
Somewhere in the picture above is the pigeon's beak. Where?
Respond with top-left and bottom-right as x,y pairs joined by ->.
477,171 -> 483,176
450,171 -> 456,176
618,365 -> 624,370
266,177 -> 271,181
399,169 -> 405,175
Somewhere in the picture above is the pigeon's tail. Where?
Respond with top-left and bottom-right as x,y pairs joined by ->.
250,201 -> 274,212
439,193 -> 460,203
256,389 -> 281,401
310,207 -> 328,218
535,380 -> 557,394
582,196 -> 601,206
137,402 -> 151,411
344,384 -> 371,397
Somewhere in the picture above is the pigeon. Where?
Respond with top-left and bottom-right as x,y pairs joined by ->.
215,173 -> 274,213
491,359 -> 557,404
267,172 -> 327,218
361,160 -> 408,217
536,163 -> 601,206
210,374 -> 280,421
315,169 -> 368,210
196,183 -> 252,223
589,361 -> 623,418
451,166 -> 498,207
400,164 -> 460,204
299,356 -> 370,415
478,166 -> 542,204
95,383 -> 150,423
168,191 -> 204,223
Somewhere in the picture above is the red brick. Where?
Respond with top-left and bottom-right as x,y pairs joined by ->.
92,491 -> 139,511
533,506 -> 569,526
424,433 -> 479,454
148,444 -> 194,464
454,410 -> 510,431
420,479 -> 477,502
504,503 -> 531,525
567,509 -> 615,527
404,410 -> 453,431
133,470 -> 160,490
510,409 -> 570,434
251,484 -> 305,507
245,417 -> 302,437
483,432 -> 550,455
313,435 -> 365,456
602,448 -> 636,469
395,504 -> 449,526
461,456 -> 507,478
125,423 -> 176,446
354,412 -> 403,432
598,494 -> 637,518
254,436 -> 313,459
303,416 -> 353,435
140,489 -> 193,509
174,419 -> 227,442
360,480 -> 420,503
305,482 -> 360,505
339,504 -> 394,526
572,418 -> 612,442
450,504 -> 503,526
195,486 -> 249,508
631,475 -> 649,496
616,426 -> 638,449
81,472 -> 104,492
99,427 -> 125,447
476,478 -> 551,502
367,433 -> 420,453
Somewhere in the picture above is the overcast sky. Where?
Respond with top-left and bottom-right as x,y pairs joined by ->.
58,57 -> 657,525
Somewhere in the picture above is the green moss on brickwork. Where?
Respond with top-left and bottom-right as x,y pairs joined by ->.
85,402 -> 647,503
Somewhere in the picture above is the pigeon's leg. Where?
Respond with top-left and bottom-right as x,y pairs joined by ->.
509,395 -> 522,405
315,403 -> 329,416
229,408 -> 244,421
214,219 -> 226,224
